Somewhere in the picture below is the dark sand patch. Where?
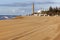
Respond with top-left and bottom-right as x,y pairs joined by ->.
53,34 -> 60,40
43,37 -> 51,40
56,24 -> 60,33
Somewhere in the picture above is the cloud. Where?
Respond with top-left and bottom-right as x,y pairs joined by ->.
0,2 -> 32,7
29,0 -> 60,2
0,0 -> 60,7
0,1 -> 60,7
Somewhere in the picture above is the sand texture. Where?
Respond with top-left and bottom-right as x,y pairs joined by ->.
0,16 -> 60,40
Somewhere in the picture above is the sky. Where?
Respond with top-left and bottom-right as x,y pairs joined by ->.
0,0 -> 60,4
0,0 -> 30,4
0,0 -> 60,15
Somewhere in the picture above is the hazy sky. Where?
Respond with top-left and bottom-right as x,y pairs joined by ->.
0,0 -> 60,4
0,0 -> 60,15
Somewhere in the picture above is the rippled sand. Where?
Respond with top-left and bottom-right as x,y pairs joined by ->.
0,16 -> 60,40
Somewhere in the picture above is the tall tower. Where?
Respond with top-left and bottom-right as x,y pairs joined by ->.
32,3 -> 34,15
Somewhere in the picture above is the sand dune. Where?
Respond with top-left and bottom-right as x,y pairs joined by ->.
0,16 -> 60,40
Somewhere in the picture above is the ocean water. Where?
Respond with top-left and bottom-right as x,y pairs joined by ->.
0,15 -> 17,20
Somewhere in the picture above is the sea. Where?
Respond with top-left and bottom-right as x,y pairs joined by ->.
0,15 -> 17,20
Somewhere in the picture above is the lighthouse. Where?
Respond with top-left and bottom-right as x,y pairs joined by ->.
32,3 -> 34,15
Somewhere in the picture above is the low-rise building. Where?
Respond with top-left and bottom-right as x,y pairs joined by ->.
32,10 -> 47,16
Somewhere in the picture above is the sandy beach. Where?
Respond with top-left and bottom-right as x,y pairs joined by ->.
0,16 -> 60,40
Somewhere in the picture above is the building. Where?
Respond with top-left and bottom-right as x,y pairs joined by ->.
31,3 -> 48,16
32,10 -> 47,16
